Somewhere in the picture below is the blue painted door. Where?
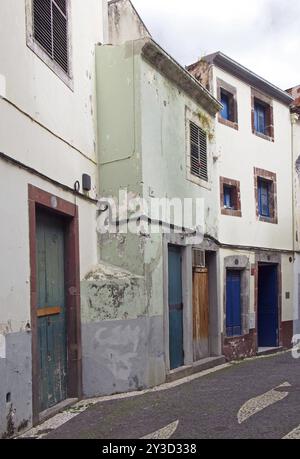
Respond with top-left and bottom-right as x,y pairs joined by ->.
36,211 -> 67,412
168,246 -> 184,370
258,265 -> 278,347
226,270 -> 242,337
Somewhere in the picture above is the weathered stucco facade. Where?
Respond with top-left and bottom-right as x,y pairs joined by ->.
1,0 -> 299,439
0,0 -> 108,437
188,53 -> 296,359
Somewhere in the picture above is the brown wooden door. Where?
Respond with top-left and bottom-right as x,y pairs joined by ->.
193,267 -> 209,361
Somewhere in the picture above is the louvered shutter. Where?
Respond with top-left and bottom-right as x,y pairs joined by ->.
190,122 -> 208,181
33,0 -> 69,74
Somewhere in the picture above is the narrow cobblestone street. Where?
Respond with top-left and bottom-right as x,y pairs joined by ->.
24,352 -> 300,439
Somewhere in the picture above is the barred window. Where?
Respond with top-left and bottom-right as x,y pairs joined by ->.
190,121 -> 208,181
32,0 -> 69,74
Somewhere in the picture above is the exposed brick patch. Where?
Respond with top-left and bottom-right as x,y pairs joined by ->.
223,330 -> 256,361
282,321 -> 293,349
251,87 -> 274,142
254,167 -> 278,224
220,176 -> 242,217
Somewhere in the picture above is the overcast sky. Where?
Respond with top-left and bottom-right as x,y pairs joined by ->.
131,0 -> 300,90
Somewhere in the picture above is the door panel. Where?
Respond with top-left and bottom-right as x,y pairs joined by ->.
258,265 -> 278,347
36,211 -> 67,412
226,270 -> 242,337
193,268 -> 209,360
168,246 -> 184,370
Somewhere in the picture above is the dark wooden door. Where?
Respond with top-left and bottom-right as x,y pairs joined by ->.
258,265 -> 278,347
168,246 -> 184,370
193,268 -> 209,360
226,270 -> 242,337
36,211 -> 67,412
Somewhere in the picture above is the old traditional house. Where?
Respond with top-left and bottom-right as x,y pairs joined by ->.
188,53 -> 296,359
0,0 -> 108,437
0,0 -> 298,439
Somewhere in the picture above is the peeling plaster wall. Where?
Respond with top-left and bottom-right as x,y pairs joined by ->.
140,58 -> 219,239
108,0 -> 151,46
91,40 -> 219,394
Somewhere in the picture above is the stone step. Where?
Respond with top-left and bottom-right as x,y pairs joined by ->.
166,356 -> 226,383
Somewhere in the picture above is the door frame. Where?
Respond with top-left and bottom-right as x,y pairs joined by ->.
256,262 -> 281,348
28,185 -> 82,425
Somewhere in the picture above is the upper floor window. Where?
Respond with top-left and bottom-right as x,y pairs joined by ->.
220,177 -> 242,218
254,168 -> 277,224
251,89 -> 274,141
254,100 -> 267,135
190,121 -> 208,182
26,0 -> 72,87
217,78 -> 238,130
258,178 -> 271,217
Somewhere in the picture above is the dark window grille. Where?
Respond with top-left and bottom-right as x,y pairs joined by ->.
33,0 -> 69,74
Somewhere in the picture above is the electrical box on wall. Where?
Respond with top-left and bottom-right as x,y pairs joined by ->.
82,174 -> 92,192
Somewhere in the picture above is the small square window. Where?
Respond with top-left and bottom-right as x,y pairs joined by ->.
217,79 -> 238,129
251,89 -> 274,141
221,90 -> 230,120
254,100 -> 267,135
220,177 -> 242,217
26,0 -> 72,88
254,168 -> 277,224
258,178 -> 271,218
223,185 -> 235,209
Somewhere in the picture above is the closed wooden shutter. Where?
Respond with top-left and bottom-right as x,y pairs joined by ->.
190,121 -> 208,181
33,0 -> 69,74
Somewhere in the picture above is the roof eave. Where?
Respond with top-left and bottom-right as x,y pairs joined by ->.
140,39 -> 221,116
209,53 -> 293,106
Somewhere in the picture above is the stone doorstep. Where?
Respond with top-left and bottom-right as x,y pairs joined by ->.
257,346 -> 284,357
166,356 -> 226,383
39,398 -> 78,424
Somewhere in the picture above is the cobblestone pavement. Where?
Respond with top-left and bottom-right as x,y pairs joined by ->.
26,351 -> 300,439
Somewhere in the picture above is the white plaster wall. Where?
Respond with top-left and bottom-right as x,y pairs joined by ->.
0,0 -> 106,164
0,161 -> 98,334
213,67 -> 293,250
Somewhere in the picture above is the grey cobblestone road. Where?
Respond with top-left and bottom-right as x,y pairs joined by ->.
45,352 -> 300,439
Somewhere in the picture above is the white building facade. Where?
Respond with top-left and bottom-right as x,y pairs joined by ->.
188,53 -> 296,360
0,0 -> 108,437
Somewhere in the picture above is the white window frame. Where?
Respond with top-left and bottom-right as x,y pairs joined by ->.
25,0 -> 73,89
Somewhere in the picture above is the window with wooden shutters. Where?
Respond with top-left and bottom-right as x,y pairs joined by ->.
190,121 -> 208,182
26,0 -> 71,85
33,0 -> 69,74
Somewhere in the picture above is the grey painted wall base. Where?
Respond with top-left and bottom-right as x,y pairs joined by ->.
0,332 -> 32,438
81,316 -> 166,397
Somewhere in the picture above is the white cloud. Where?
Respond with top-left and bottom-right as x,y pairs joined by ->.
131,0 -> 300,89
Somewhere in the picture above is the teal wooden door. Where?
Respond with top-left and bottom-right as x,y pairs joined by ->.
168,246 -> 184,370
36,211 -> 67,412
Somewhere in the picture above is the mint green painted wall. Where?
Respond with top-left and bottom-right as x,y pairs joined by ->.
96,42 -> 142,197
140,58 -> 219,240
